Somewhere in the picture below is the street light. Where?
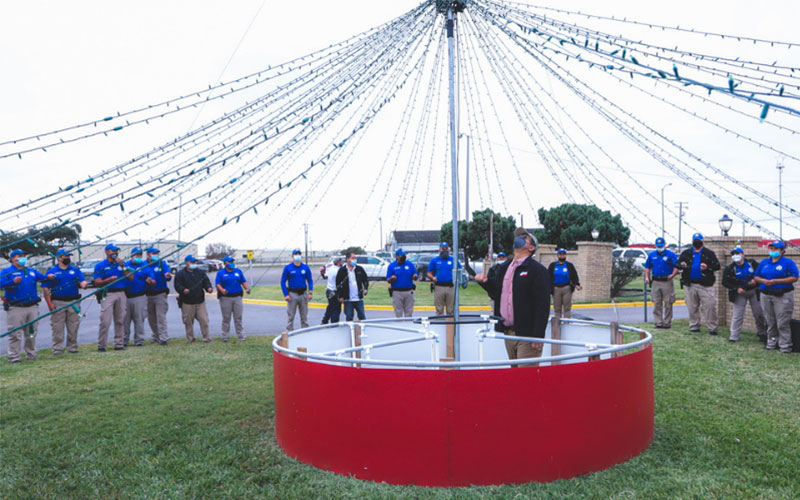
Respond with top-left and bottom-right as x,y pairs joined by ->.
661,182 -> 672,240
591,228 -> 600,241
718,214 -> 733,236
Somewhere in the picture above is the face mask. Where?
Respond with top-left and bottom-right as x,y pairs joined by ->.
769,251 -> 781,259
732,254 -> 743,263
133,257 -> 144,265
293,255 -> 302,262
350,259 -> 358,267
189,264 -> 198,270
110,253 -> 118,260
397,256 -> 406,264
692,240 -> 702,250
226,262 -> 235,268
656,247 -> 665,254
17,257 -> 27,267
149,255 -> 159,262
61,258 -> 71,266
440,251 -> 450,259
558,255 -> 566,261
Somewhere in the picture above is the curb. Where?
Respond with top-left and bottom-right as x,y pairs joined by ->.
242,298 -> 687,311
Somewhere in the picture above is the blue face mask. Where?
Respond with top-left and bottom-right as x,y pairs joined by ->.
656,247 -> 665,253
149,255 -> 159,262
226,262 -> 235,269
769,251 -> 781,259
132,257 -> 144,265
17,257 -> 27,267
189,264 -> 198,270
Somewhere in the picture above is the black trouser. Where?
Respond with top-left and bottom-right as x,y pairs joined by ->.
321,290 -> 341,324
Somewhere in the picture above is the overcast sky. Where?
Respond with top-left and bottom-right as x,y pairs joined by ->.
1,0 -> 798,257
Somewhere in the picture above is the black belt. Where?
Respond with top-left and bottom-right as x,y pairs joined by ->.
391,287 -> 413,292
125,291 -> 146,298
222,292 -> 243,298
435,282 -> 453,288
12,300 -> 40,308
652,276 -> 670,282
288,287 -> 307,294
146,289 -> 169,296
762,287 -> 793,297
108,289 -> 126,293
553,283 -> 570,288
51,295 -> 81,302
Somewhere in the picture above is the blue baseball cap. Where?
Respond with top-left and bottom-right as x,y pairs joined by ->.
9,249 -> 25,258
730,247 -> 744,255
769,240 -> 786,250
692,233 -> 704,241
130,246 -> 143,256
146,247 -> 160,254
105,243 -> 120,252
440,242 -> 449,248
557,248 -> 567,254
497,252 -> 506,258
655,237 -> 666,247
55,249 -> 72,257
184,254 -> 197,263
395,248 -> 406,256
223,255 -> 235,262
292,248 -> 302,255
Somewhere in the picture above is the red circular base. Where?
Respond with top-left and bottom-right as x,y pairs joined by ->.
274,346 -> 654,486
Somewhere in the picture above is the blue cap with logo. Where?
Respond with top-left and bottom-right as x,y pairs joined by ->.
769,240 -> 786,250
130,246 -> 143,256
692,233 -> 704,241
184,254 -> 197,263
497,252 -> 506,258
655,237 -> 666,247
223,255 -> 235,263
440,242 -> 449,248
55,249 -> 72,257
292,248 -> 302,255
9,249 -> 25,258
105,243 -> 120,252
730,247 -> 744,255
395,248 -> 406,256
557,248 -> 567,254
146,247 -> 160,254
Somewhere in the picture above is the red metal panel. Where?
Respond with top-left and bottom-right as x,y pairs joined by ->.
274,346 -> 654,486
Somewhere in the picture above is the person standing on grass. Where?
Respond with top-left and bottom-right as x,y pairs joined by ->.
678,233 -> 721,336
336,252 -> 369,321
548,248 -> 581,319
754,241 -> 798,353
42,249 -> 88,355
216,255 -> 251,342
474,228 -> 551,362
321,257 -> 343,324
145,247 -> 172,346
123,247 -> 156,347
93,243 -> 134,351
427,242 -> 460,316
722,247 -> 767,343
1,249 -> 53,363
281,249 -> 313,331
386,248 -> 418,318
174,255 -> 213,343
644,237 -> 679,329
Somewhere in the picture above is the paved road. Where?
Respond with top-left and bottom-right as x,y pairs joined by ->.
1,292 -> 687,355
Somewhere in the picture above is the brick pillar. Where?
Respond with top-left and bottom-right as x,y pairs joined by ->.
573,241 -> 614,302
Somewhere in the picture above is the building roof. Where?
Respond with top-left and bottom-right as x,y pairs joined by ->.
392,230 -> 441,244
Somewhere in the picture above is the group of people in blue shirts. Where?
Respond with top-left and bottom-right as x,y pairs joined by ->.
1,243 -> 251,363
644,234 -> 798,352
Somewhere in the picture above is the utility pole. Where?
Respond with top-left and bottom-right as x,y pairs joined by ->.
661,182 -> 672,240
304,224 -> 309,264
379,217 -> 383,251
177,194 -> 183,261
674,202 -> 687,249
777,159 -> 785,239
446,4 -> 461,355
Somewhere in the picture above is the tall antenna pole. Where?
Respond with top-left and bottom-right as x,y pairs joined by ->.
447,5 -> 461,357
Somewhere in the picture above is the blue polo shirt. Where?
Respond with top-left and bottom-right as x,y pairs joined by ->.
147,260 -> 171,293
645,250 -> 677,278
216,267 -> 247,295
428,255 -> 460,284
552,262 -> 570,285
386,261 -> 417,289
733,261 -> 757,288
94,259 -> 128,291
281,262 -> 313,296
41,265 -> 85,299
690,249 -> 703,280
126,260 -> 154,296
755,256 -> 799,292
0,265 -> 47,303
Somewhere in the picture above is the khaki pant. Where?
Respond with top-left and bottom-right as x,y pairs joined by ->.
219,295 -> 245,340
123,295 -> 147,345
434,285 -> 454,315
651,280 -> 676,328
51,299 -> 81,354
685,284 -> 718,333
391,290 -> 415,318
552,286 -> 573,319
504,328 -> 543,363
181,302 -> 211,342
5,305 -> 40,362
99,291 -> 127,349
762,291 -> 794,352
286,292 -> 309,331
147,293 -> 169,343
730,289 -> 767,341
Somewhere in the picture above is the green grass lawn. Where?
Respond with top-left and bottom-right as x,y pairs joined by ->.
249,283 -> 491,307
2,321 -> 799,499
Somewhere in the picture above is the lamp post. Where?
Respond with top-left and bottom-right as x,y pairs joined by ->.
661,182 -> 672,240
718,214 -> 733,237
591,228 -> 599,241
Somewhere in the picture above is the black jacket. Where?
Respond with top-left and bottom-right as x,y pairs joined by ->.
547,260 -> 580,293
479,256 -> 551,338
722,258 -> 760,303
677,247 -> 721,287
336,265 -> 369,300
174,268 -> 212,304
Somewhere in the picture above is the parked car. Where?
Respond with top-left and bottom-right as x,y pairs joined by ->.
205,259 -> 223,271
165,258 -> 178,275
78,259 -> 104,287
612,247 -> 648,270
412,253 -> 469,287
324,255 -> 389,280
194,260 -> 213,273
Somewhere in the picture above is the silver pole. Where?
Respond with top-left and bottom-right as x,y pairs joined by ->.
466,134 -> 470,222
304,223 -> 309,265
660,182 -> 671,240
778,160 -> 784,239
447,6 -> 460,358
